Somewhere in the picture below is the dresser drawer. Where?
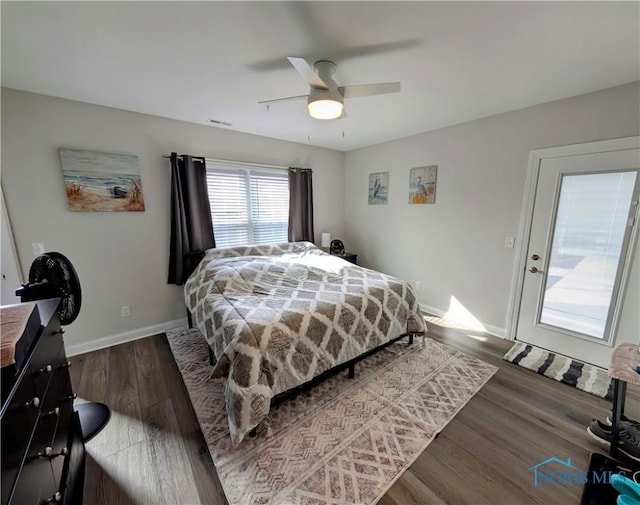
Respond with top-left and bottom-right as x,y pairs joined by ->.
1,372 -> 38,504
29,323 -> 63,402
9,451 -> 58,505
9,377 -> 73,505
50,379 -> 73,485
13,402 -> 75,505
41,361 -> 71,415
27,410 -> 59,465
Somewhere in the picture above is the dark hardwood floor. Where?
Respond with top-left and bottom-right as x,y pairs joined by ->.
69,320 -> 639,505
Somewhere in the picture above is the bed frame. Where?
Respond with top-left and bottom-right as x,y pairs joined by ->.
268,331 -> 419,408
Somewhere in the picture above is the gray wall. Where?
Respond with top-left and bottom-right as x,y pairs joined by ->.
1,88 -> 346,350
3,82 -> 638,352
344,81 -> 640,335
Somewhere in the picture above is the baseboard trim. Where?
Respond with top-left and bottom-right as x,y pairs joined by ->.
66,304 -> 507,356
419,303 -> 506,339
65,317 -> 189,357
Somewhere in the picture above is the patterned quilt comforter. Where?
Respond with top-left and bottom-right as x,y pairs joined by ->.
184,241 -> 425,444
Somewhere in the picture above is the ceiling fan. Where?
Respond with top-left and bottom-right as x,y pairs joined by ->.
259,57 -> 401,120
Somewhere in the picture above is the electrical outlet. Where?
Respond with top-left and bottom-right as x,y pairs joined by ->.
504,236 -> 515,249
415,281 -> 422,291
121,305 -> 132,318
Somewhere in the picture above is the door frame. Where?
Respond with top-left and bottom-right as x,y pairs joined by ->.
505,136 -> 640,341
1,185 -> 24,304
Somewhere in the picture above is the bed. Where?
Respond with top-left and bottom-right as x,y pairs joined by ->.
184,241 -> 426,444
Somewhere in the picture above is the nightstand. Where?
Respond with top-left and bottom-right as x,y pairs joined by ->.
334,252 -> 357,265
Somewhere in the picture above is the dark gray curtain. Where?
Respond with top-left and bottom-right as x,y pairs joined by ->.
288,167 -> 314,242
168,153 -> 215,285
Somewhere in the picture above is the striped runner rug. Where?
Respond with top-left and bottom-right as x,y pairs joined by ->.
504,341 -> 613,400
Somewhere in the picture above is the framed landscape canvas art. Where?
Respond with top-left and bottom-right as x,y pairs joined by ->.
409,165 -> 437,204
368,172 -> 389,204
59,148 -> 145,212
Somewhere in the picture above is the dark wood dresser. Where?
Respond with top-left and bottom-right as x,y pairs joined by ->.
1,299 -> 85,505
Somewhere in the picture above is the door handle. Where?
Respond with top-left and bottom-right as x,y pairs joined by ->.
529,266 -> 544,274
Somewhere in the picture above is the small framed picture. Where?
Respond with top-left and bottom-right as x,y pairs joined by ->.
60,148 -> 145,212
368,171 -> 389,205
409,165 -> 437,204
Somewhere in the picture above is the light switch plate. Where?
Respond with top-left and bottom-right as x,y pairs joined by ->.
32,242 -> 46,257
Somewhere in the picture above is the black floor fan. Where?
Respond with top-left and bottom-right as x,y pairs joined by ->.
15,251 -> 110,442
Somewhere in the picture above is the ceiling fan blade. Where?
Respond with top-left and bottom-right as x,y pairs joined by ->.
258,94 -> 309,105
287,57 -> 329,90
248,40 -> 421,72
339,82 -> 401,99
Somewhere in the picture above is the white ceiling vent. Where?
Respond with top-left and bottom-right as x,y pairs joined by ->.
207,118 -> 232,127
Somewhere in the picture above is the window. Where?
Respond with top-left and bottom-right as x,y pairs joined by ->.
205,163 -> 289,248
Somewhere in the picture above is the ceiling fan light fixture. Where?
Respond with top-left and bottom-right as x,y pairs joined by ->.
260,57 -> 401,121
308,98 -> 344,120
307,86 -> 344,120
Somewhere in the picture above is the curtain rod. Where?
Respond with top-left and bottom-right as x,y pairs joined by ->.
163,154 -> 303,172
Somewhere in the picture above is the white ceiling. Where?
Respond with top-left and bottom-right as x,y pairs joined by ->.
2,2 -> 639,151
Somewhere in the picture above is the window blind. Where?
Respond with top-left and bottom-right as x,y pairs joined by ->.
206,165 -> 289,248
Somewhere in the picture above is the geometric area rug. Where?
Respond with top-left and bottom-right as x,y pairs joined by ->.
503,341 -> 613,400
166,328 -> 497,505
